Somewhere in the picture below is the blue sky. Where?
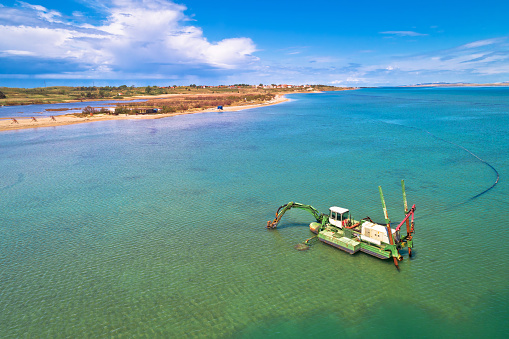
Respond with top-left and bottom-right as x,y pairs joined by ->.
1,0 -> 508,87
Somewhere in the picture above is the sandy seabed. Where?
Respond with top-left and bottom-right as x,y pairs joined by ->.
0,95 -> 288,132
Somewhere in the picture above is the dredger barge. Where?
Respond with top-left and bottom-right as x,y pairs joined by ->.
267,180 -> 416,269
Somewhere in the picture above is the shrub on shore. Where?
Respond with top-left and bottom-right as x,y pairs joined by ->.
109,92 -> 277,116
160,106 -> 177,113
115,107 -> 129,115
82,106 -> 96,115
75,105 -> 96,117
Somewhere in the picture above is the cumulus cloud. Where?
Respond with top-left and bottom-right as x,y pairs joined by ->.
0,0 -> 257,79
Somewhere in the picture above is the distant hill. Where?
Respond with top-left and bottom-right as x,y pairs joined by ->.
404,82 -> 509,88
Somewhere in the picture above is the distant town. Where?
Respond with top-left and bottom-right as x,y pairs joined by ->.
170,84 -> 327,89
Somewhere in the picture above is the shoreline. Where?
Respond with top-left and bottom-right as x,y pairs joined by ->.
0,95 -> 289,132
402,83 -> 509,88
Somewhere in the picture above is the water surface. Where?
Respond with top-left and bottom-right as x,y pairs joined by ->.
1,88 -> 508,337
0,99 -> 145,118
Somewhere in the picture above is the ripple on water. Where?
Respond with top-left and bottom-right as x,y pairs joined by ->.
1,88 -> 508,337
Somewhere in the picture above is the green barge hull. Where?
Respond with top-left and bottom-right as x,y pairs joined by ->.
316,227 -> 392,259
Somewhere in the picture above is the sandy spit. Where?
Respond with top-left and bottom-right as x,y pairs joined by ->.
0,95 -> 289,132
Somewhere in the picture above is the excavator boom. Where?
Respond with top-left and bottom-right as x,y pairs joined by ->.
267,202 -> 327,229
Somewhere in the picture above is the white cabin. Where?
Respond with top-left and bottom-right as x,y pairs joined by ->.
329,206 -> 350,228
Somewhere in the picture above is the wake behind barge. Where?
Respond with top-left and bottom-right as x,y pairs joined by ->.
267,180 -> 416,269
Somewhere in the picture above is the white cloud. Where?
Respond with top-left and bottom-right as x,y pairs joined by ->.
0,25 -> 104,59
2,50 -> 36,56
321,36 -> 509,86
19,1 -> 63,23
0,0 -> 257,78
19,1 -> 47,12
94,1 -> 257,70
398,40 -> 508,75
309,56 -> 338,63
330,77 -> 362,84
460,37 -> 506,49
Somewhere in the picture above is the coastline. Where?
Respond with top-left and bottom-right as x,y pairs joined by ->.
403,82 -> 509,88
0,94 -> 289,132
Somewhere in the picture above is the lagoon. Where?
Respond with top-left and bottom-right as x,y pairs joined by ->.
0,99 -> 146,118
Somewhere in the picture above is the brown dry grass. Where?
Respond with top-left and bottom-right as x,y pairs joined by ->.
114,92 -> 276,114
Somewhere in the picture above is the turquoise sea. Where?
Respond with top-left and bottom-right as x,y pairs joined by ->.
1,87 -> 508,338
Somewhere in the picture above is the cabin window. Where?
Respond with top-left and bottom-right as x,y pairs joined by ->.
340,213 -> 346,221
330,211 -> 337,220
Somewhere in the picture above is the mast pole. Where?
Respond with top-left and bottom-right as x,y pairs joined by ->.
379,186 -> 399,269
402,180 -> 413,257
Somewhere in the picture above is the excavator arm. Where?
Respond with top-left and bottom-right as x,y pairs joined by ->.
267,202 -> 328,229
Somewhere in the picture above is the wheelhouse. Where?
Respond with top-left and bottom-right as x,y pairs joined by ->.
329,206 -> 350,228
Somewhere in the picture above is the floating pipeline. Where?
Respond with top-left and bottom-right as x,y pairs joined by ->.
383,121 -> 500,205
421,129 -> 500,203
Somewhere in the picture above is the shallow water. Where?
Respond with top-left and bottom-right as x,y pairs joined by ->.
1,88 -> 508,338
0,99 -> 145,118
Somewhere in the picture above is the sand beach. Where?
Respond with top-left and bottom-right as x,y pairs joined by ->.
0,95 -> 288,132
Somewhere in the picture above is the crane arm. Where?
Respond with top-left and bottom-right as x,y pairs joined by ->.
267,202 -> 327,229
